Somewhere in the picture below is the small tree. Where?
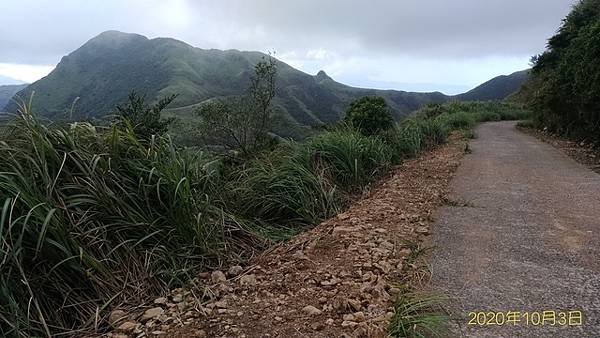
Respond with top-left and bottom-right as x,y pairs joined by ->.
196,57 -> 277,156
115,91 -> 177,139
345,96 -> 394,136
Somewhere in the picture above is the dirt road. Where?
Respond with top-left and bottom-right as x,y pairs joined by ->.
431,121 -> 600,337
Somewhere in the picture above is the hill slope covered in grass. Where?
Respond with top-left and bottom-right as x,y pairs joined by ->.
6,31 -> 529,140
6,31 -> 449,137
457,69 -> 529,101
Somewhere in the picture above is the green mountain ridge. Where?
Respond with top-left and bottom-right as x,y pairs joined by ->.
457,69 -> 530,101
6,31 -> 527,139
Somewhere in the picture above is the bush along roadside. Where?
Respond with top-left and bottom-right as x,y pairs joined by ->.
522,0 -> 600,144
0,99 -> 526,336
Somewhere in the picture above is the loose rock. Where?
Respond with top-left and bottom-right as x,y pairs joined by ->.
341,320 -> 358,327
302,305 -> 322,315
141,307 -> 164,322
117,321 -> 138,332
239,274 -> 257,286
211,270 -> 227,283
109,309 -> 127,327
227,265 -> 243,277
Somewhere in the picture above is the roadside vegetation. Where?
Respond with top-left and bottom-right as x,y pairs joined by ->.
522,0 -> 600,143
389,292 -> 449,338
0,56 -> 527,336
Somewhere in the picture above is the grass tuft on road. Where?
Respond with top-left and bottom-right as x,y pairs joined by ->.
389,292 -> 449,338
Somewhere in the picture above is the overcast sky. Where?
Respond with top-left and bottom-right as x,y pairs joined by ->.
0,0 -> 575,94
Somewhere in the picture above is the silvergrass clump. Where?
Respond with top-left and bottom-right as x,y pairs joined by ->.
305,129 -> 393,190
229,129 -> 392,230
435,111 -> 476,130
0,104 -> 261,336
230,142 -> 343,227
415,118 -> 450,148
389,292 -> 449,338
417,101 -> 529,123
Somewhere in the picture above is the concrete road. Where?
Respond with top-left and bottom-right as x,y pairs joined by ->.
431,121 -> 600,337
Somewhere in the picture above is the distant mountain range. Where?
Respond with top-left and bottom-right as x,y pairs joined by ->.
0,84 -> 27,111
4,31 -> 528,138
456,70 -> 529,101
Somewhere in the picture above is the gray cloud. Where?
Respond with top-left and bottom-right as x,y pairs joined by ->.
0,0 -> 575,91
190,0 -> 573,57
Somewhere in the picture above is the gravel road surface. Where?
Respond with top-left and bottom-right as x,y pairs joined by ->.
431,121 -> 600,337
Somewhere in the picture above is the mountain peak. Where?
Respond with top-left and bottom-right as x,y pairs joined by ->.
85,30 -> 148,48
95,30 -> 146,39
315,70 -> 332,82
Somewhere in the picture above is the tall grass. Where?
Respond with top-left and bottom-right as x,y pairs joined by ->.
389,292 -> 449,338
230,143 -> 343,226
418,101 -> 529,123
305,129 -> 393,190
382,120 -> 423,160
229,129 -> 392,228
0,106 -> 259,337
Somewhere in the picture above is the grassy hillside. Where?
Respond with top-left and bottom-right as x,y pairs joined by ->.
457,69 -> 529,101
6,31 -> 447,135
0,84 -> 27,111
6,31 -> 530,144
522,0 -> 600,142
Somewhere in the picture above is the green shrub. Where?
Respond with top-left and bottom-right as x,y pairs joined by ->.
0,107 -> 258,336
527,0 -> 600,142
381,121 -> 424,160
417,118 -> 449,148
516,120 -> 536,129
496,108 -> 529,121
436,111 -> 476,130
305,129 -> 392,189
475,110 -> 502,122
230,144 -> 343,226
114,91 -> 177,140
415,101 -> 528,124
417,103 -> 448,119
344,96 -> 394,136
